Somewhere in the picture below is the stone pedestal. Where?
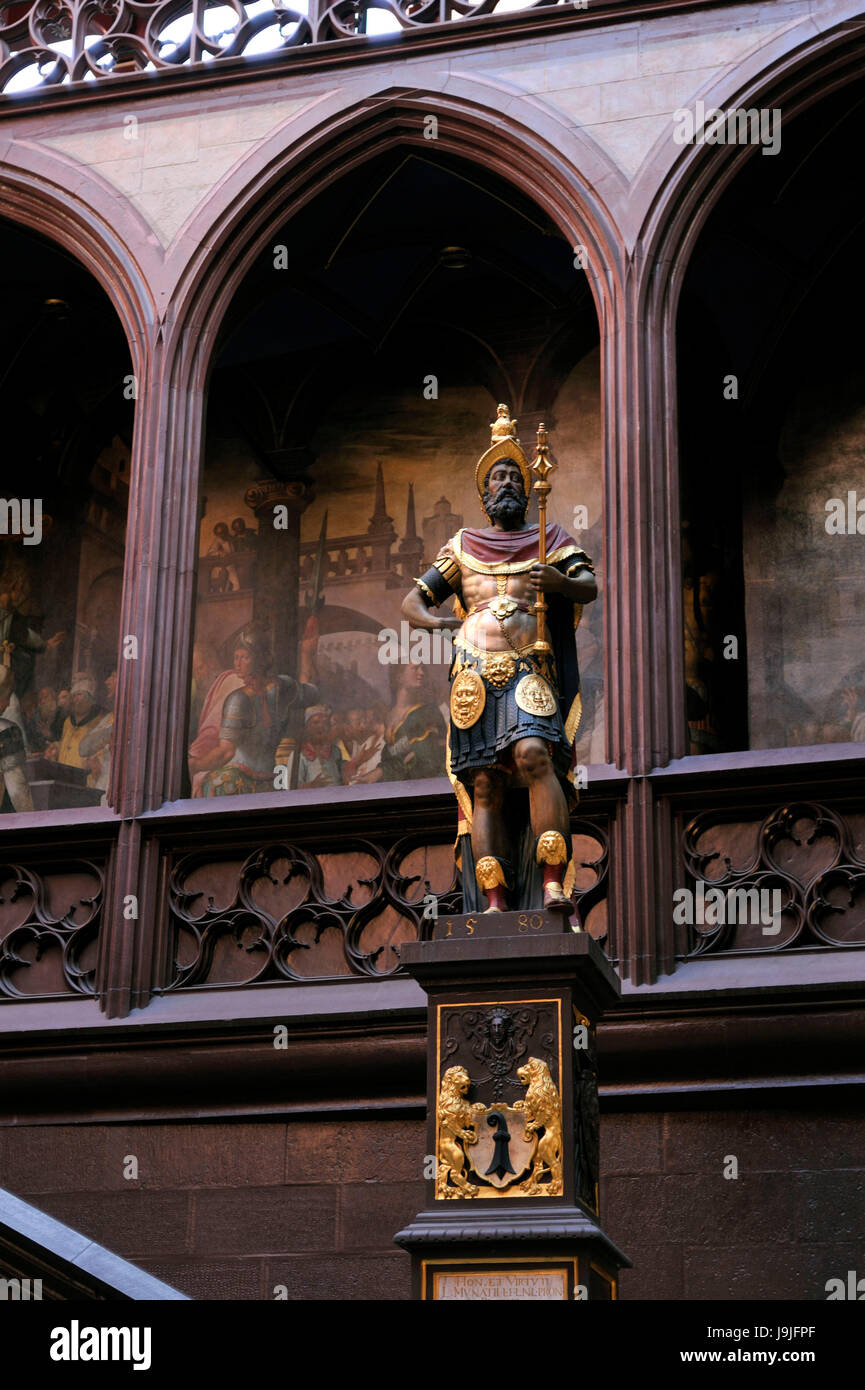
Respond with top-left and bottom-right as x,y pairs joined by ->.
394,915 -> 630,1300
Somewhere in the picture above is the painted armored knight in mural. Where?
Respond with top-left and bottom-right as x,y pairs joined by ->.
188,628 -> 318,796
401,407 -> 597,913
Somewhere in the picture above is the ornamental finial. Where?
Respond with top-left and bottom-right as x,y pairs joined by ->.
490,403 -> 518,445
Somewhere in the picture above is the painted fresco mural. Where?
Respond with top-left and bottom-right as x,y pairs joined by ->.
187,356 -> 605,798
0,437 -> 127,813
743,371 -> 865,750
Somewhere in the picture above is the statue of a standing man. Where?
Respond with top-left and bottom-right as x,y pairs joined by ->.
401,408 -> 597,915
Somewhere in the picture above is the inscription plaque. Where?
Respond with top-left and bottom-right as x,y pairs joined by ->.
433,1270 -> 568,1300
422,1258 -> 581,1300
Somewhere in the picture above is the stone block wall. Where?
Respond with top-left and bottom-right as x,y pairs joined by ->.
3,1101 -> 861,1300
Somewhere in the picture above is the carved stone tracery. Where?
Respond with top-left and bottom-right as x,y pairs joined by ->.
0,859 -> 104,998
682,800 -> 865,955
165,822 -> 609,989
166,834 -> 461,988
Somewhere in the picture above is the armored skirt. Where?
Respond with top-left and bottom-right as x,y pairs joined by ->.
447,637 -> 572,781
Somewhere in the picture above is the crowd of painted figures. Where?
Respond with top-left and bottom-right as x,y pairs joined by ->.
0,571 -> 116,812
0,540 -> 451,811
187,626 -> 448,797
4,507 -> 862,812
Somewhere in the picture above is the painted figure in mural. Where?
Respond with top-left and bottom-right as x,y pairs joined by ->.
0,570 -> 65,699
206,522 -> 239,593
52,673 -> 104,772
78,669 -> 117,802
401,411 -> 597,913
188,626 -> 318,796
25,685 -> 65,753
0,661 -> 33,812
230,517 -> 258,550
189,642 -> 223,738
379,661 -> 447,783
297,706 -> 346,788
337,705 -> 387,785
841,687 -> 865,742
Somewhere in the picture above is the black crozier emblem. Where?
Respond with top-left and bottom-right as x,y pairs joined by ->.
484,1111 -> 517,1181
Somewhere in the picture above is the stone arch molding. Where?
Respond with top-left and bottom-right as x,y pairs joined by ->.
0,155 -> 156,369
173,70 -> 628,271
12,2 -> 865,331
163,78 -> 628,390
25,70 -> 625,309
607,6 -> 865,771
629,2 -> 865,262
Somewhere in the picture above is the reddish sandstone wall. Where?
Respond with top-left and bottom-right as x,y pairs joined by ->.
2,1103 -> 860,1300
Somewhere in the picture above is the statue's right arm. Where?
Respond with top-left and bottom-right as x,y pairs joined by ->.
401,587 -> 461,632
401,547 -> 464,632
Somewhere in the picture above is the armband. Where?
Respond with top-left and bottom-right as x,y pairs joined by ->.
414,564 -> 457,608
432,554 -> 461,586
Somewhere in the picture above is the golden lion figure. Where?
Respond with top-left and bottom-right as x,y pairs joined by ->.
436,1065 -> 485,1199
514,1057 -> 563,1196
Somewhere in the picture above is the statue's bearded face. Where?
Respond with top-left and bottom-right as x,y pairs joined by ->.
483,462 -> 528,528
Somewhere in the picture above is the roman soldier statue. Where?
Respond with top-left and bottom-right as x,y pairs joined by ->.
401,407 -> 597,914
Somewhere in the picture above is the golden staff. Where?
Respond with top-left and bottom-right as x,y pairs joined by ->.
531,420 -> 556,656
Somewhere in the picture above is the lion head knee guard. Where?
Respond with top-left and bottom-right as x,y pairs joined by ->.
535,830 -> 570,910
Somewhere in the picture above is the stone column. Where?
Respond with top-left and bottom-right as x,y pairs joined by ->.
102,324 -> 206,1014
244,465 -> 315,678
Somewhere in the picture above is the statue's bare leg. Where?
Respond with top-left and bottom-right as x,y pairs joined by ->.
512,737 -> 571,908
471,768 -> 510,911
512,738 -> 569,838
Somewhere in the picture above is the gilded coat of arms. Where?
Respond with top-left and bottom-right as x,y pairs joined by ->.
435,1057 -> 563,1199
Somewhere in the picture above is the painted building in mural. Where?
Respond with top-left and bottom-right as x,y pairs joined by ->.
0,0 -> 863,1301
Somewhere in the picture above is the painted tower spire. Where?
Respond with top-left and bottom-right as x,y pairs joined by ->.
399,481 -> 424,577
368,460 -> 394,535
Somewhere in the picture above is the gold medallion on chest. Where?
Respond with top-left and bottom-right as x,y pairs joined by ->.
515,673 -> 557,716
450,667 -> 486,728
488,595 -> 518,621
